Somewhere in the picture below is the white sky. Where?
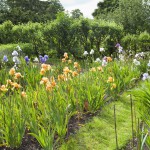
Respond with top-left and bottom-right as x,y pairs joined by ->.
60,0 -> 103,18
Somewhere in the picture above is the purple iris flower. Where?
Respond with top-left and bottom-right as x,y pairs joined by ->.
39,55 -> 46,63
39,55 -> 43,59
115,43 -> 120,48
3,55 -> 8,62
44,55 -> 48,61
39,55 -> 49,63
24,56 -> 29,63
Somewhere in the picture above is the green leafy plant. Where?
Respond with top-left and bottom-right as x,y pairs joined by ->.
132,81 -> 150,149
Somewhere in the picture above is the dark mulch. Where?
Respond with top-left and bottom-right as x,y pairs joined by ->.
17,133 -> 41,150
0,130 -> 41,150
67,111 -> 97,139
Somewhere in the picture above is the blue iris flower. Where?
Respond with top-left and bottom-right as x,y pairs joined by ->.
3,55 -> 8,62
39,55 -> 48,63
24,56 -> 29,63
44,55 -> 49,61
115,43 -> 120,48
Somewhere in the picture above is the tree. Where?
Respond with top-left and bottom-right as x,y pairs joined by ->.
44,12 -> 81,57
92,0 -> 119,19
0,0 -> 8,23
0,0 -> 7,10
93,0 -> 150,34
113,0 -> 150,33
71,9 -> 83,19
0,0 -> 64,24
78,18 -> 91,51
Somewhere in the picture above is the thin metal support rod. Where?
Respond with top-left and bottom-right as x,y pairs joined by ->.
114,104 -> 119,150
130,94 -> 134,148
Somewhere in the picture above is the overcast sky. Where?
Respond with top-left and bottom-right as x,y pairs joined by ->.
60,0 -> 103,18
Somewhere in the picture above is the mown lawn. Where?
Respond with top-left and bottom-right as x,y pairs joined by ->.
60,93 -> 138,150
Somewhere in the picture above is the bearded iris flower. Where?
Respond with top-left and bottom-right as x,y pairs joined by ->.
119,54 -> 124,61
12,50 -> 20,67
142,73 -> 150,80
24,56 -> 29,64
102,59 -> 107,66
3,55 -> 8,62
135,52 -> 144,59
33,57 -> 39,62
95,58 -> 101,63
21,91 -> 27,98
107,77 -> 114,83
12,50 -> 18,56
135,54 -> 139,58
100,48 -> 105,52
118,46 -> 123,53
115,43 -> 120,48
83,51 -> 88,56
0,85 -> 8,92
133,59 -> 140,66
39,55 -> 49,63
63,53 -> 68,59
115,43 -> 123,53
41,57 -> 46,63
44,55 -> 48,61
13,56 -> 20,64
90,49 -> 94,55
39,56 -> 46,63
9,68 -> 16,76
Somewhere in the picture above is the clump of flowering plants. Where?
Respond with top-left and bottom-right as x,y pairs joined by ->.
0,67 -> 26,148
132,80 -> 150,149
0,48 -> 149,149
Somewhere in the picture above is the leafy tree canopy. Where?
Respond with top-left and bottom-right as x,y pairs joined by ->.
92,0 -> 119,18
113,0 -> 150,33
0,0 -> 64,24
71,9 -> 83,19
93,0 -> 150,34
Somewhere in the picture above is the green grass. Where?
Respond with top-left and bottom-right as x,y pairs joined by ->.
60,93 -> 137,150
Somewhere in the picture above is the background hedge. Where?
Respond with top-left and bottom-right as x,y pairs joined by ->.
0,13 -> 149,58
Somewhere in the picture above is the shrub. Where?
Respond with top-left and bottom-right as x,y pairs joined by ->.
138,31 -> 150,52
132,81 -> 150,149
121,31 -> 150,54
121,34 -> 138,54
0,21 -> 14,44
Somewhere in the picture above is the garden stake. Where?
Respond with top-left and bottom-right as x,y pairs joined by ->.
130,94 -> 134,148
114,104 -> 119,150
133,99 -> 137,136
137,118 -> 140,150
2,99 -> 6,142
67,116 -> 69,139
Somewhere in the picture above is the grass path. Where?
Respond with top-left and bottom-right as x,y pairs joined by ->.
60,93 -> 137,150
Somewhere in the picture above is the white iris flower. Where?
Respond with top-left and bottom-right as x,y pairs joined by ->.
90,49 -> 94,55
83,51 -> 88,56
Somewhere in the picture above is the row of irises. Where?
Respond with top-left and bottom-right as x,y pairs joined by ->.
82,43 -> 150,80
2,46 -> 49,65
1,44 -> 150,69
1,44 -> 150,101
